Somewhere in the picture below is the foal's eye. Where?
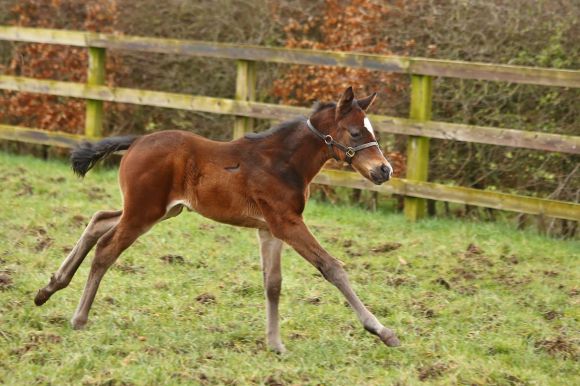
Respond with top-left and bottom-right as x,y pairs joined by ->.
350,131 -> 361,138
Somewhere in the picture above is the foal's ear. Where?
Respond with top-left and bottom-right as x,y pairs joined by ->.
357,93 -> 377,112
336,86 -> 355,120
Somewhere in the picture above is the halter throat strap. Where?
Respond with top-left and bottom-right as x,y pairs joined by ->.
306,119 -> 379,164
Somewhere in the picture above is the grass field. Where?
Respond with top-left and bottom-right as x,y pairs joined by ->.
0,152 -> 578,385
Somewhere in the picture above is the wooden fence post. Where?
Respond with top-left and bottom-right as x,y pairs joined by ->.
404,75 -> 433,221
233,60 -> 256,139
85,47 -> 106,138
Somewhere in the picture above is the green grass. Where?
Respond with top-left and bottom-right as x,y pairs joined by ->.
0,152 -> 578,385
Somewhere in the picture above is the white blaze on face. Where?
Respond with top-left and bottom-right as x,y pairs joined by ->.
363,117 -> 375,138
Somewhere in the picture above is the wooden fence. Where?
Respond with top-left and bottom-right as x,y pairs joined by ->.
1,26 -> 579,222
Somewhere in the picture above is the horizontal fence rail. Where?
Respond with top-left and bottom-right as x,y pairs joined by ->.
1,76 -> 578,154
2,27 -> 580,88
1,26 -> 579,222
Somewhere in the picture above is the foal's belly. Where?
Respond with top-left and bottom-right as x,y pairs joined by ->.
186,170 -> 266,229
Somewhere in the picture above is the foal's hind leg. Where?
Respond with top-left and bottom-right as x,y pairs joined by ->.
35,210 -> 121,306
70,213 -> 159,329
258,229 -> 285,353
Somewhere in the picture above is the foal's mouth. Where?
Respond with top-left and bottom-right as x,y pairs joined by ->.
369,171 -> 390,185
369,176 -> 387,185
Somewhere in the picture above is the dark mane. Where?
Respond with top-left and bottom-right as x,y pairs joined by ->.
312,101 -> 336,113
244,101 -> 336,140
244,117 -> 305,140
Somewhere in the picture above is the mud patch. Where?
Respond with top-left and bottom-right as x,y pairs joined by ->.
455,285 -> 478,295
535,335 -> 578,360
160,254 -> 186,265
543,310 -> 562,321
495,272 -> 532,287
264,375 -> 285,386
542,270 -> 559,277
452,267 -> 477,281
305,296 -> 321,305
462,243 -> 492,267
500,254 -> 519,265
47,315 -> 68,324
417,361 -> 449,381
411,299 -> 436,319
371,242 -> 402,253
70,214 -> 88,227
82,186 -> 111,200
16,180 -> 34,196
11,332 -> 62,357
465,243 -> 484,256
29,227 -> 53,252
434,277 -> 451,290
195,293 -> 216,304
198,223 -> 216,231
48,176 -> 66,183
113,263 -> 144,274
0,272 -> 13,290
342,239 -> 353,248
386,274 -> 412,287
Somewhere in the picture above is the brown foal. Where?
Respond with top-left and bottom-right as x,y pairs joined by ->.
34,87 -> 400,352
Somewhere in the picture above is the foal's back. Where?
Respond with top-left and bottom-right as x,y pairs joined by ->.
118,130 -> 265,228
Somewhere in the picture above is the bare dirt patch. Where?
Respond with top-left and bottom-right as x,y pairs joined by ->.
16,180 -> 34,196
28,227 -> 53,252
542,270 -> 559,277
195,293 -> 216,304
371,242 -> 402,253
0,272 -> 13,290
535,335 -> 578,360
82,186 -> 111,200
386,274 -> 412,287
11,332 -> 62,357
465,243 -> 484,256
48,176 -> 66,183
417,361 -> 450,381
411,299 -> 436,319
495,272 -> 532,287
500,254 -> 519,265
160,254 -> 186,265
70,214 -> 88,227
113,262 -> 145,274
543,310 -> 562,321
305,296 -> 322,305
452,267 -> 478,281
434,277 -> 451,290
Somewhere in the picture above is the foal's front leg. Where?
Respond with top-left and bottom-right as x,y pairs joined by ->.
266,215 -> 400,347
257,229 -> 285,353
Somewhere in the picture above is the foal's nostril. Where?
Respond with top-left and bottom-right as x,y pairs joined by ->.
380,163 -> 392,179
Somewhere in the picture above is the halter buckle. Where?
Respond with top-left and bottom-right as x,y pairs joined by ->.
346,147 -> 356,158
323,135 -> 333,145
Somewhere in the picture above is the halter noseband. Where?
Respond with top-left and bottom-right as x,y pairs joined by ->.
306,119 -> 380,164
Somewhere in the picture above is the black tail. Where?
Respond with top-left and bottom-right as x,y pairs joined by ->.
71,135 -> 139,177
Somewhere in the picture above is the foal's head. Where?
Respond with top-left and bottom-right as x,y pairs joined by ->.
313,87 -> 393,185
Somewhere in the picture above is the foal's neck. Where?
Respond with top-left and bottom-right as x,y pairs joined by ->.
291,108 -> 337,185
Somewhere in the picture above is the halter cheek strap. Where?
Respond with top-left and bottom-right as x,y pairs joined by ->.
306,119 -> 380,164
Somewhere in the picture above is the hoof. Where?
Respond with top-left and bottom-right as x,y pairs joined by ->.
269,343 -> 286,354
34,289 -> 50,306
379,328 -> 401,347
70,317 -> 88,330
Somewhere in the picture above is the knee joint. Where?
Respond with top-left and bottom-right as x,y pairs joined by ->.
265,275 -> 282,297
318,260 -> 346,283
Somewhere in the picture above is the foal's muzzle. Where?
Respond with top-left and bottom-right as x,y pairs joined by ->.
370,163 -> 393,185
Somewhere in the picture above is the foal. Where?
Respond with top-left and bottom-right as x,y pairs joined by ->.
35,87 -> 400,351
